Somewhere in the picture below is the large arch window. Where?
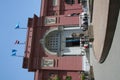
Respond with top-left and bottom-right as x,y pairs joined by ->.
45,30 -> 61,53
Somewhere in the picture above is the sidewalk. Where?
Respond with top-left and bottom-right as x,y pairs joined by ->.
90,0 -> 110,61
89,0 -> 120,80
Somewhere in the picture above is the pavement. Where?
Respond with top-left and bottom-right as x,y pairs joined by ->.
91,0 -> 110,61
90,13 -> 120,80
80,0 -> 120,79
89,0 -> 120,80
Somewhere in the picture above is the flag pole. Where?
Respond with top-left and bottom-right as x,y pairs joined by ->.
11,49 -> 24,57
15,55 -> 24,57
15,40 -> 26,45
18,43 -> 26,45
15,24 -> 27,29
15,28 -> 27,29
11,55 -> 24,57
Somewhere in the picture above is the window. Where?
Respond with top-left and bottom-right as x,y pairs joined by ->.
66,38 -> 80,47
45,31 -> 61,52
53,0 -> 58,6
45,17 -> 56,24
71,13 -> 80,16
65,0 -> 75,4
78,0 -> 81,3
67,13 -> 80,17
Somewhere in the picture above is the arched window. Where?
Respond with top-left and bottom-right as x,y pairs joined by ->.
45,31 -> 61,53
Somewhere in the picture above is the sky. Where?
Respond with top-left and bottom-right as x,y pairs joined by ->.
0,0 -> 41,80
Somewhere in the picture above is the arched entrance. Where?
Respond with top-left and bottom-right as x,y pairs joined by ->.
40,26 -> 84,56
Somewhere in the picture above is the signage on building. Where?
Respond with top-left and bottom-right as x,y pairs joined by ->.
41,58 -> 54,67
45,17 -> 56,25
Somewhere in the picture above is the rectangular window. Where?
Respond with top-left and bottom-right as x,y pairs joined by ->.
66,38 -> 80,47
45,17 -> 56,25
53,0 -> 58,6
78,0 -> 81,3
65,0 -> 75,4
72,0 -> 75,4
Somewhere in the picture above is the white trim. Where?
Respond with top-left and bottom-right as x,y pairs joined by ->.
82,53 -> 90,71
64,27 -> 80,30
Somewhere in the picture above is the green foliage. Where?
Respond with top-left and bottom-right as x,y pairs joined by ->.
55,76 -> 60,80
81,73 -> 85,80
65,76 -> 72,80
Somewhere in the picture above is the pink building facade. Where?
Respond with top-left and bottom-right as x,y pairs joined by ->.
23,0 -> 84,80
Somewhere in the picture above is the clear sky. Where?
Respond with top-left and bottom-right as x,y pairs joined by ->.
0,0 -> 41,80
